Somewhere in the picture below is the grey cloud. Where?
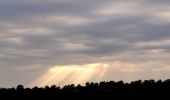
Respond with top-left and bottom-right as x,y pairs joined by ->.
0,0 -> 170,87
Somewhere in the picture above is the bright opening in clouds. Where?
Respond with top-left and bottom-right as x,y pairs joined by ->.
0,0 -> 170,87
31,63 -> 108,87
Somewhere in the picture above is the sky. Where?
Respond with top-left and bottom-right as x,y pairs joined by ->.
0,0 -> 170,88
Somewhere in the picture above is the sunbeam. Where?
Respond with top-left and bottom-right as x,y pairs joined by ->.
31,63 -> 109,87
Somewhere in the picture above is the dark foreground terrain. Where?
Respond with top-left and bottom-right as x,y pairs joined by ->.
1,79 -> 170,100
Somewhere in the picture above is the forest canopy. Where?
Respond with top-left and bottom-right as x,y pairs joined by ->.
0,79 -> 170,100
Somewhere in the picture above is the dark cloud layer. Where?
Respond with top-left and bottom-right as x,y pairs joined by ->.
0,0 -> 170,87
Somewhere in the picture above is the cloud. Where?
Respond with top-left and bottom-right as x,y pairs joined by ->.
0,0 -> 170,87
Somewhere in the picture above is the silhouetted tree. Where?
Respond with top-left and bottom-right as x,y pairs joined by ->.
16,85 -> 24,90
0,79 -> 170,100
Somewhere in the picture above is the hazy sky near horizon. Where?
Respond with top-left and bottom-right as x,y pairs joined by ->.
1,0 -> 170,87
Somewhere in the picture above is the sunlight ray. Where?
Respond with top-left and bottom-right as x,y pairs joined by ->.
31,63 -> 109,87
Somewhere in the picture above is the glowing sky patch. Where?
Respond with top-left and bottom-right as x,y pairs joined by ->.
31,63 -> 108,87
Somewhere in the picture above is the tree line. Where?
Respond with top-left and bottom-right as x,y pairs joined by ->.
1,79 -> 170,99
